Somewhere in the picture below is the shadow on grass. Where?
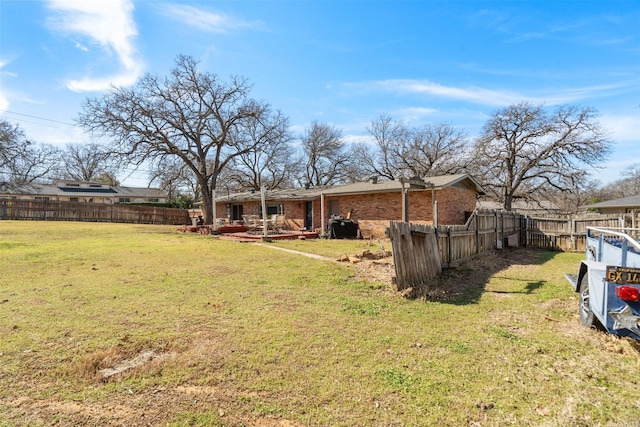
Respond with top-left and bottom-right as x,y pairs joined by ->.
410,247 -> 560,305
485,279 -> 545,295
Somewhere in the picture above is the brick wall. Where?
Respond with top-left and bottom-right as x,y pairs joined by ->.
216,187 -> 477,238
435,187 -> 477,225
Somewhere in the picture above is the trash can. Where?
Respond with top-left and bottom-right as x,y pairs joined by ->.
328,218 -> 359,239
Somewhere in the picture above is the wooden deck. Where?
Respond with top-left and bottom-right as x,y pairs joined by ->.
218,230 -> 320,241
177,224 -> 319,241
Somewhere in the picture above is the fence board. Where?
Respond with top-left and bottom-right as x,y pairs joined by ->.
389,221 -> 441,291
390,210 -> 640,292
0,199 -> 189,225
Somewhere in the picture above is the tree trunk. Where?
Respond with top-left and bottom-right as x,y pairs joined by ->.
503,190 -> 513,211
199,181 -> 212,224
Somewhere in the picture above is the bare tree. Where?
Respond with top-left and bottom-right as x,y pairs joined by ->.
472,102 -> 612,211
0,119 -> 60,183
148,156 -> 197,202
398,122 -> 470,177
619,164 -> 640,196
78,55 -> 281,224
0,119 -> 24,175
9,143 -> 61,184
355,113 -> 409,181
544,173 -> 601,214
61,143 -> 120,184
298,121 -> 353,186
597,165 -> 640,201
224,109 -> 295,191
356,114 -> 470,181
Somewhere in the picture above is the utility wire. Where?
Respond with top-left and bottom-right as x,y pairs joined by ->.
1,110 -> 75,126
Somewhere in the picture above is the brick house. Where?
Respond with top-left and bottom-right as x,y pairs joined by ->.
215,174 -> 484,238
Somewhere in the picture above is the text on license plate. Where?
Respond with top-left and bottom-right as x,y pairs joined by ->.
606,266 -> 640,284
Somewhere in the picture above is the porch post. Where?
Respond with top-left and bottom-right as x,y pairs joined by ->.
261,185 -> 268,238
320,192 -> 326,237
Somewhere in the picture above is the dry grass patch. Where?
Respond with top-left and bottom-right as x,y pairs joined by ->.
1,221 -> 640,426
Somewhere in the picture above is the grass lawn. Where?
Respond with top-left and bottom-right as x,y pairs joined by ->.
0,221 -> 639,426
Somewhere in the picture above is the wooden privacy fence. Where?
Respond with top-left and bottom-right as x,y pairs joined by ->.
526,213 -> 636,252
390,209 -> 640,290
0,199 -> 189,225
390,210 -> 524,289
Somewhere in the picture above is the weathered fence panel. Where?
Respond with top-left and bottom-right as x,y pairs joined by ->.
0,199 -> 189,225
389,221 -> 441,291
390,209 -> 640,291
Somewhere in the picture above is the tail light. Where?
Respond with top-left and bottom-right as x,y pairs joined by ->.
615,286 -> 640,302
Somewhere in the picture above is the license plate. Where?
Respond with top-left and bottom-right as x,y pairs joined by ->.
606,266 -> 640,284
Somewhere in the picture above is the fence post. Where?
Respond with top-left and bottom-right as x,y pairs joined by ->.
447,226 -> 452,266
501,211 -> 504,246
494,211 -> 498,248
475,211 -> 479,255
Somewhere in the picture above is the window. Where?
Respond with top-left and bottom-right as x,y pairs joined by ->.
266,204 -> 280,216
70,197 -> 79,202
329,200 -> 340,217
148,198 -> 159,203
65,183 -> 80,187
35,196 -> 50,201
118,197 -> 131,203
89,184 -> 103,188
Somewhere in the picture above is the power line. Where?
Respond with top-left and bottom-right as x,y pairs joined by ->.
1,110 -> 75,126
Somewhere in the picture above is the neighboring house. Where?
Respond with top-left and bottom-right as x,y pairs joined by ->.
0,180 -> 168,204
476,198 -> 562,216
215,174 -> 485,238
585,195 -> 640,215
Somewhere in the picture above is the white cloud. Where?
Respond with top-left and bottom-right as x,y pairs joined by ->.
347,78 -> 638,108
159,3 -> 261,33
366,79 -> 524,106
47,0 -> 143,92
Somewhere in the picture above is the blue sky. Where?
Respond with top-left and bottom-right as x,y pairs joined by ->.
1,0 -> 639,186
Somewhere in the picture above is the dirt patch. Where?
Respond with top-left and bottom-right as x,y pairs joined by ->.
4,388 -> 306,427
352,247 -> 547,301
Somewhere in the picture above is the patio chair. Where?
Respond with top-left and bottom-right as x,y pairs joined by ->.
273,214 -> 286,233
264,214 -> 276,233
242,214 -> 261,233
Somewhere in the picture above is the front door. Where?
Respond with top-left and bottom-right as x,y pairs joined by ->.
232,205 -> 244,221
304,201 -> 313,230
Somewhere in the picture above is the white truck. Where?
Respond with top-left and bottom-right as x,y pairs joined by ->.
565,227 -> 640,339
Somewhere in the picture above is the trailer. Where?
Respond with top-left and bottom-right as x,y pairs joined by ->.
565,227 -> 640,339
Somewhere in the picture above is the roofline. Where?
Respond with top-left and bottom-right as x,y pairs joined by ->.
215,174 -> 485,202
